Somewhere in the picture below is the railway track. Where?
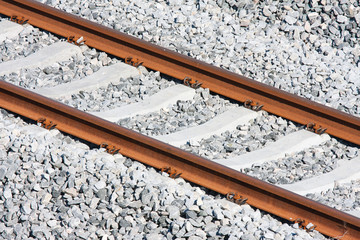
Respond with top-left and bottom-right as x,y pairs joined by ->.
0,0 -> 360,239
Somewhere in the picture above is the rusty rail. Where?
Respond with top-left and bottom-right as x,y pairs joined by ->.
1,80 -> 360,239
0,0 -> 359,146
1,1 -> 360,239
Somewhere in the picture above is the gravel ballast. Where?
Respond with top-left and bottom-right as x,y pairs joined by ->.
241,138 -> 359,185
34,0 -> 360,116
0,109 -> 327,239
60,66 -> 176,112
0,25 -> 118,89
306,180 -> 360,216
0,24 -> 57,63
118,88 -> 235,136
180,111 -> 300,160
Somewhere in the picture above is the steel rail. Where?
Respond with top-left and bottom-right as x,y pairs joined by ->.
1,81 -> 360,239
0,0 -> 359,146
1,1 -> 360,239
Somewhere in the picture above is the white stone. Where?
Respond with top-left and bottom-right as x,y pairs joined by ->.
309,34 -> 318,43
285,16 -> 297,25
3,188 -> 12,199
304,21 -> 311,32
263,7 -> 272,17
239,19 -> 250,27
90,198 -> 100,209
64,187 -> 78,197
337,15 -> 348,23
21,202 -> 32,215
94,180 -> 107,190
42,193 -> 52,204
307,12 -> 319,20
355,13 -> 360,24
315,75 -> 323,82
47,220 -> 58,227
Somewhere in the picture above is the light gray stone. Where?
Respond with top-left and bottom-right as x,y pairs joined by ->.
337,15 -> 347,23
285,16 -> 297,25
167,205 -> 180,219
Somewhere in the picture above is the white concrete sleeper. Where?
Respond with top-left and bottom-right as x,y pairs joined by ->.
215,129 -> 330,170
33,62 -> 140,98
0,41 -> 81,76
155,107 -> 259,147
88,84 -> 196,122
0,20 -> 24,42
278,157 -> 360,195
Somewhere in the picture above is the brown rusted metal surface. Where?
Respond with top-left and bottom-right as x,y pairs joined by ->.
1,81 -> 360,239
0,0 -> 359,146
